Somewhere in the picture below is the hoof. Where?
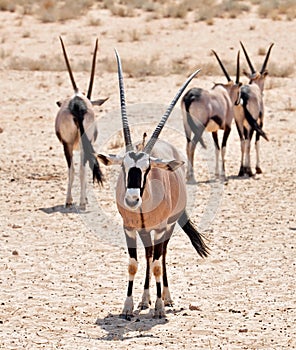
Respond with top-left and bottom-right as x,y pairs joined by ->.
186,177 -> 197,185
163,299 -> 174,307
245,167 -> 254,177
256,167 -> 263,174
139,290 -> 151,310
79,203 -> 86,211
138,301 -> 150,310
65,202 -> 73,208
121,296 -> 134,319
162,287 -> 173,307
154,298 -> 165,318
139,303 -> 149,310
238,166 -> 245,177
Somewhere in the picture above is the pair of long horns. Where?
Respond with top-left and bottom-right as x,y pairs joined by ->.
59,36 -> 98,100
212,49 -> 240,84
240,41 -> 274,75
115,49 -> 200,153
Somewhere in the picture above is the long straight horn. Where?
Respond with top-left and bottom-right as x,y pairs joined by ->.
211,50 -> 231,82
236,50 -> 240,84
59,36 -> 78,94
240,41 -> 256,74
87,38 -> 98,100
144,68 -> 201,154
114,49 -> 133,151
260,43 -> 274,74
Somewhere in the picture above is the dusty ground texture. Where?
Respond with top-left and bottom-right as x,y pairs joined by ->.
0,5 -> 296,350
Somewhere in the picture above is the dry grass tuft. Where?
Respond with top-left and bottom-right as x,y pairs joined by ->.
268,61 -> 294,78
0,0 -> 16,12
258,0 -> 296,20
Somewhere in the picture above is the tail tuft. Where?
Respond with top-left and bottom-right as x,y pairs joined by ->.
178,211 -> 210,258
69,96 -> 104,185
92,159 -> 104,186
241,98 -> 269,141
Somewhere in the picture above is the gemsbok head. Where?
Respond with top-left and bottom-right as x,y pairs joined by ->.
97,50 -> 209,319
234,42 -> 274,176
55,37 -> 108,209
181,50 -> 241,183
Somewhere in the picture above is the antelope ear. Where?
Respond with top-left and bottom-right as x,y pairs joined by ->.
91,97 -> 109,106
150,157 -> 184,172
96,153 -> 123,166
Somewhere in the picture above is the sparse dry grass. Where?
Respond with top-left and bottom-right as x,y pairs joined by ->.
0,0 -> 294,23
258,0 -> 296,20
8,54 -> 64,71
268,61 -> 294,78
7,49 -> 293,80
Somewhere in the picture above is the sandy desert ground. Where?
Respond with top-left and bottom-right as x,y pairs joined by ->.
0,3 -> 295,349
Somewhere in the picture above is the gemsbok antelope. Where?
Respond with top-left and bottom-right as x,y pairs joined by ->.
234,41 -> 273,176
97,50 -> 209,319
55,37 -> 107,209
181,50 -> 241,183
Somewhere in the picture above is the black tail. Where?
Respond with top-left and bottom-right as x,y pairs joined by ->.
183,88 -> 206,149
178,211 -> 209,258
69,96 -> 104,185
242,104 -> 269,141
240,92 -> 269,141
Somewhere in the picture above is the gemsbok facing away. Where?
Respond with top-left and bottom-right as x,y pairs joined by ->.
234,41 -> 274,176
181,50 -> 241,183
55,37 -> 107,209
97,50 -> 209,319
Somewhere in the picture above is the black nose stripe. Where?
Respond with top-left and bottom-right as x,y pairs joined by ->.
127,167 -> 142,188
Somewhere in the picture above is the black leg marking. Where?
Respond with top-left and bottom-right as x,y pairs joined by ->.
127,280 -> 133,297
156,282 -> 161,299
162,239 -> 169,288
221,125 -> 231,149
63,142 -> 73,169
212,131 -> 220,150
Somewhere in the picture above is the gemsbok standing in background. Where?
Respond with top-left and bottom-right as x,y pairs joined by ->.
97,50 -> 209,319
55,37 -> 107,209
181,50 -> 241,183
234,41 -> 273,176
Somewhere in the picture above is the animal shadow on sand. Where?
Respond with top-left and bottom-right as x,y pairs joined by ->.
39,204 -> 89,214
92,307 -> 184,341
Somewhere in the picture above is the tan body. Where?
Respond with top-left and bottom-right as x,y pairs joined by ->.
55,37 -> 106,209
181,50 -> 241,183
234,42 -> 273,176
97,54 -> 208,319
56,95 -> 98,147
182,82 -> 240,183
55,94 -> 100,208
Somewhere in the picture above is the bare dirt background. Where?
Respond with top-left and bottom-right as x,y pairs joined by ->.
0,3 -> 295,349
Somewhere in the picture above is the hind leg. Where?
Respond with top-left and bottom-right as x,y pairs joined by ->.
244,129 -> 254,177
79,149 -> 87,209
138,232 -> 153,310
221,125 -> 231,179
63,142 -> 74,207
255,131 -> 262,174
212,132 -> 220,177
162,225 -> 175,307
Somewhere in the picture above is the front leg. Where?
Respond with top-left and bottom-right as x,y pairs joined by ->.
162,232 -> 174,307
152,235 -> 165,318
221,125 -> 231,179
122,228 -> 137,320
138,232 -> 153,310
